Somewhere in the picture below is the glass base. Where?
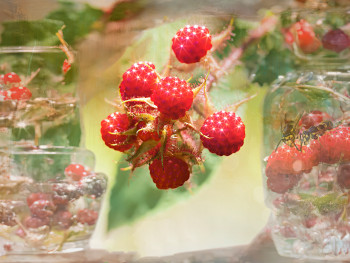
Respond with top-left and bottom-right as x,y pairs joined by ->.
0,240 -> 89,262
270,216 -> 350,261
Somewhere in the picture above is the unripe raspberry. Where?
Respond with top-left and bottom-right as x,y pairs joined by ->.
151,76 -> 193,119
120,62 -> 158,101
200,111 -> 245,156
172,25 -> 212,64
149,156 -> 190,189
100,112 -> 136,152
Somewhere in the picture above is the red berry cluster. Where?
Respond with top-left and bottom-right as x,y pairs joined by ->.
284,19 -> 350,54
0,72 -> 32,101
266,112 -> 350,193
101,24 -> 247,190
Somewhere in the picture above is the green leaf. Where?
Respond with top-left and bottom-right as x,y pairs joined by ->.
46,1 -> 104,45
0,19 -> 64,46
312,193 -> 348,215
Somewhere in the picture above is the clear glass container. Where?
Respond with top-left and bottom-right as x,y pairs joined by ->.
0,46 -> 80,147
263,8 -> 350,260
0,146 -> 107,260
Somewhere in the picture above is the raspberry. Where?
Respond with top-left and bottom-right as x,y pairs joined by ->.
322,29 -> 350,53
52,183 -> 82,203
62,59 -> 71,74
100,112 -> 136,152
267,173 -> 300,194
120,62 -> 158,101
136,119 -> 161,142
149,156 -> 190,189
151,76 -> 193,119
53,210 -> 72,229
76,209 -> 98,225
27,193 -> 51,207
301,139 -> 320,172
319,126 -> 350,164
200,111 -> 245,156
64,163 -> 89,181
290,20 -> 321,53
172,25 -> 212,64
29,200 -> 56,219
337,163 -> 350,189
7,86 -> 32,100
298,111 -> 332,129
23,216 -> 49,229
3,72 -> 21,84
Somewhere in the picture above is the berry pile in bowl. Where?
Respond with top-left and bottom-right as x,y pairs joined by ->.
101,23 -> 251,190
0,146 -> 107,255
282,8 -> 350,62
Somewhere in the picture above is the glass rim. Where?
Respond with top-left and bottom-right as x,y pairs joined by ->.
0,46 -> 76,54
1,145 -> 92,155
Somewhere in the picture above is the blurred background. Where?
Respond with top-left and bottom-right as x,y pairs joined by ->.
0,0 -> 304,258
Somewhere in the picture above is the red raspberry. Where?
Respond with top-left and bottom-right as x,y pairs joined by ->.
267,173 -> 300,194
319,126 -> 350,164
149,156 -> 190,189
151,76 -> 193,119
29,199 -> 56,219
322,29 -> 350,53
76,209 -> 98,225
27,192 -> 51,207
64,163 -> 89,181
172,25 -> 212,64
100,112 -> 136,152
298,110 -> 332,129
24,216 -> 49,229
7,86 -> 32,100
266,145 -> 304,177
120,62 -> 158,101
3,72 -> 21,84
337,163 -> 350,189
200,111 -> 245,156
301,139 -> 321,172
136,119 -> 161,142
53,210 -> 72,229
290,20 -> 321,53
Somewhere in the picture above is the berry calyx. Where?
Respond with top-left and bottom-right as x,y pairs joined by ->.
172,25 -> 212,64
200,111 -> 245,156
149,156 -> 190,189
7,86 -> 32,100
100,112 -> 137,152
77,209 -> 98,225
3,72 -> 21,84
137,120 -> 161,141
290,20 -> 321,53
120,62 -> 158,101
322,29 -> 350,53
151,76 -> 193,119
64,163 -> 89,181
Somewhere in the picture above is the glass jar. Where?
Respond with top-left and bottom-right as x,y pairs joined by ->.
0,46 -> 80,147
0,146 -> 107,261
263,8 -> 350,260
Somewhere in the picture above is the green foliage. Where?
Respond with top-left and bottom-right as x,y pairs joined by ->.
0,20 -> 64,46
107,0 -> 146,21
299,192 -> 348,215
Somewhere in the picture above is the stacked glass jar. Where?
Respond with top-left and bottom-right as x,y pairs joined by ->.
263,8 -> 350,260
0,46 -> 107,259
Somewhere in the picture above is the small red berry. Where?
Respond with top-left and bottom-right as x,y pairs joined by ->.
101,112 -> 136,152
149,156 -> 190,189
64,163 -> 89,181
319,126 -> 350,164
290,20 -> 321,53
322,29 -> 350,53
337,163 -> 350,189
3,72 -> 21,84
267,173 -> 300,194
7,86 -> 32,100
24,216 -> 49,229
151,76 -> 193,119
29,199 -> 56,219
298,110 -> 332,129
53,210 -> 72,229
200,111 -> 245,156
27,192 -> 51,207
136,120 -> 161,142
76,209 -> 98,225
62,59 -> 71,74
172,25 -> 212,64
120,62 -> 158,101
